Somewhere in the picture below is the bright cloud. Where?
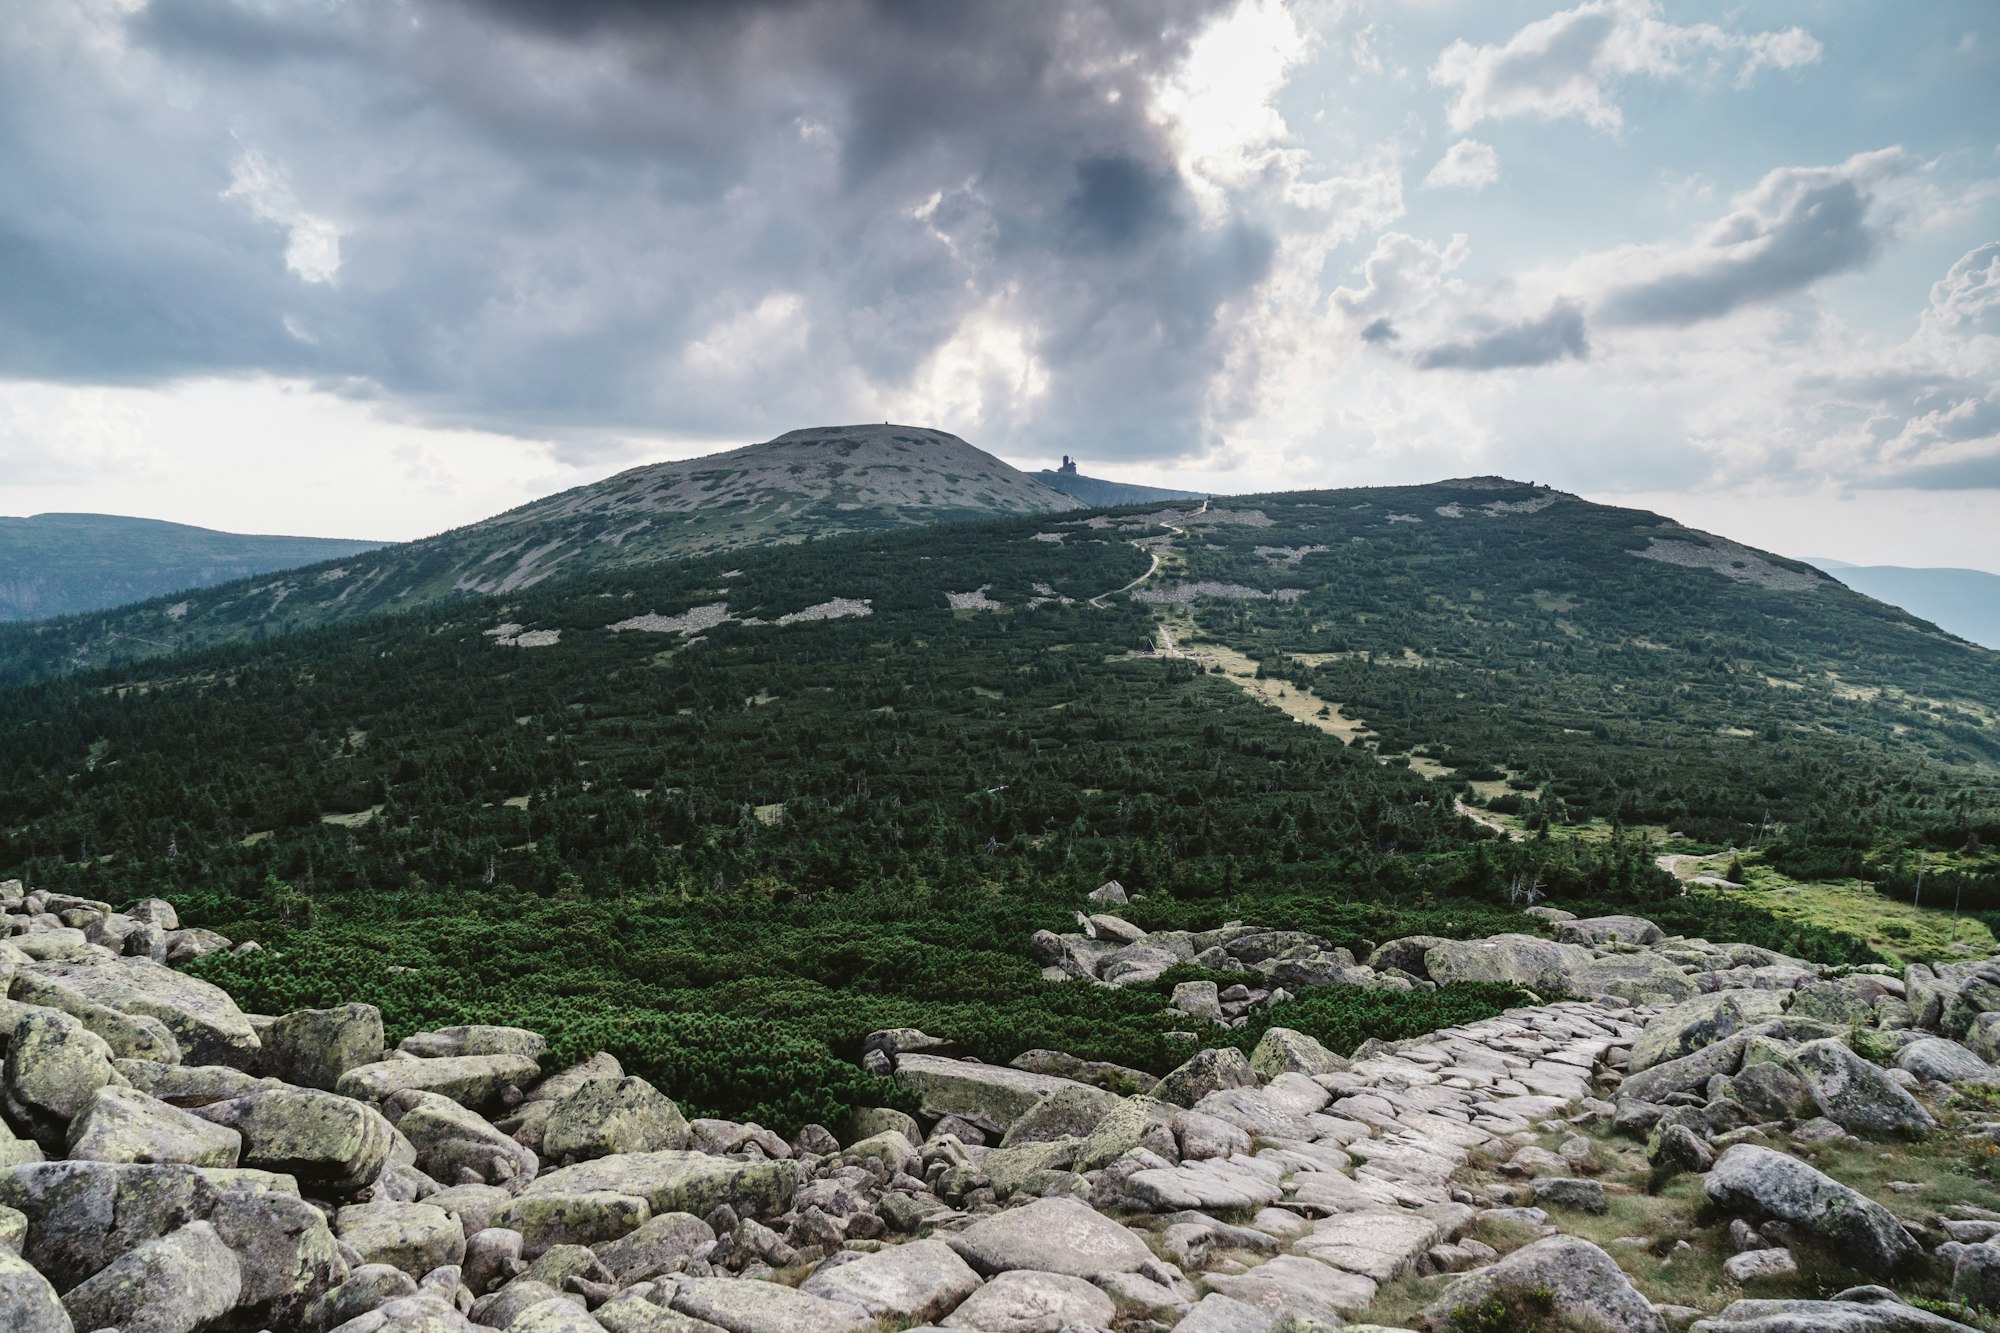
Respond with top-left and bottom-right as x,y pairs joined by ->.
1431,0 -> 1820,132
1423,139 -> 1500,191
221,147 -> 346,285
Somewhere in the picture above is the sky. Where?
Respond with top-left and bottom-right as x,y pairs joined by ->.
1,0 -> 1997,570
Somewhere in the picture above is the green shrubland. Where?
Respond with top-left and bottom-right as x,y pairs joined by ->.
5,482 -> 1994,1127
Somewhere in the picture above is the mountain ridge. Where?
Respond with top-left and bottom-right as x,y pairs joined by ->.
1803,558 -> 2000,651
0,423 -> 1080,677
0,512 -> 384,623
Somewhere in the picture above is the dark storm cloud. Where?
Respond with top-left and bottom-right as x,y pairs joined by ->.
1599,150 -> 1905,328
1415,299 -> 1587,370
1,0 -> 1266,459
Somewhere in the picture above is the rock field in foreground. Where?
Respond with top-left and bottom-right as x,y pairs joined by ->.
1,876 -> 1998,1332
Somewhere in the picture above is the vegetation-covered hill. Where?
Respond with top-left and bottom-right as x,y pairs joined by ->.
0,424 -> 1077,680
4,477 -> 1996,1124
1809,559 -> 2000,651
0,512 -> 382,622
1032,468 -> 1206,506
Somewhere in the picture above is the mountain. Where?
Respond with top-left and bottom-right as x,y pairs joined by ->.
1031,461 -> 1206,507
1804,558 -> 2000,650
5,474 -> 1997,1133
0,512 -> 384,622
0,424 -> 1078,678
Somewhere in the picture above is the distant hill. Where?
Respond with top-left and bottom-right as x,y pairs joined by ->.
1031,462 -> 1206,507
0,424 -> 1078,677
1805,559 -> 2000,650
0,513 -> 383,622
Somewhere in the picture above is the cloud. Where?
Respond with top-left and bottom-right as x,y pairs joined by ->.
221,146 -> 346,285
1423,139 -> 1499,191
0,0 -> 1371,461
1415,299 -> 1588,370
1347,149 -> 1912,379
1922,240 -> 2000,341
1431,0 -> 1820,132
1595,149 -> 1908,327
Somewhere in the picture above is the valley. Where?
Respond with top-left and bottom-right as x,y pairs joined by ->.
2,447 -> 1999,1333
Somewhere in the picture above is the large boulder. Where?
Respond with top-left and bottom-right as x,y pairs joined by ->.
1075,1096 -> 1180,1172
59,1220 -> 241,1333
1248,1027 -> 1348,1079
1424,934 -> 1594,995
116,1061 -> 276,1109
1788,1040 -> 1937,1138
1895,1037 -> 1994,1085
1417,1234 -> 1666,1333
1690,1286 -> 1986,1331
300,1264 -> 419,1332
1558,915 -> 1667,947
1630,991 -> 1788,1072
0,1248 -> 69,1333
191,1086 -> 398,1193
1579,950 -> 1700,1004
1100,942 -> 1182,986
1721,1061 -> 1815,1123
894,1053 -> 1098,1135
521,1150 -> 796,1220
669,1277 -> 872,1333
11,971 -> 183,1063
398,1025 -> 546,1061
1704,1145 -> 1919,1275
1788,982 -> 1878,1027
66,1085 -> 242,1167
800,1237 -> 983,1323
386,1088 -> 536,1187
4,1007 -> 125,1143
1205,1253 -> 1374,1323
0,1161 -> 295,1290
491,1191 -> 650,1257
1291,1211 -> 1441,1287
1153,1047 -> 1258,1108
592,1211 -> 714,1285
259,1004 -> 385,1091
333,1202 -> 466,1277
946,1196 -> 1154,1278
997,1083 -> 1123,1147
203,1186 -> 346,1315
939,1269 -> 1113,1330
541,1076 -> 689,1163
1366,935 -> 1447,978
23,958 -> 259,1066
336,1054 -> 541,1108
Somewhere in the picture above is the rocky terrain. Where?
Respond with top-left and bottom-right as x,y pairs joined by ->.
3,876 -> 2000,1333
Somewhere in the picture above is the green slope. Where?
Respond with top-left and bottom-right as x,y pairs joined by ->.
1031,469 -> 1206,506
5,479 -> 1995,1128
0,513 -> 383,622
0,424 -> 1077,681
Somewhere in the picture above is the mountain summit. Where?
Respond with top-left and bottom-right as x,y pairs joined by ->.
459,424 -> 1078,594
1,424 -> 1080,674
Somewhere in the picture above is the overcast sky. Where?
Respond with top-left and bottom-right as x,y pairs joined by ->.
2,0 -> 1997,568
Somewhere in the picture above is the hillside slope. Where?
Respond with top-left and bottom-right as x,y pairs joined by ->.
1807,559 -> 2000,650
6,476 -> 1995,918
0,424 -> 1078,680
1032,468 -> 1206,506
0,513 -> 383,621
5,475 -> 1997,1143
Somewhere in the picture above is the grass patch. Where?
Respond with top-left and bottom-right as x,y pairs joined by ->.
1713,854 -> 1996,961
